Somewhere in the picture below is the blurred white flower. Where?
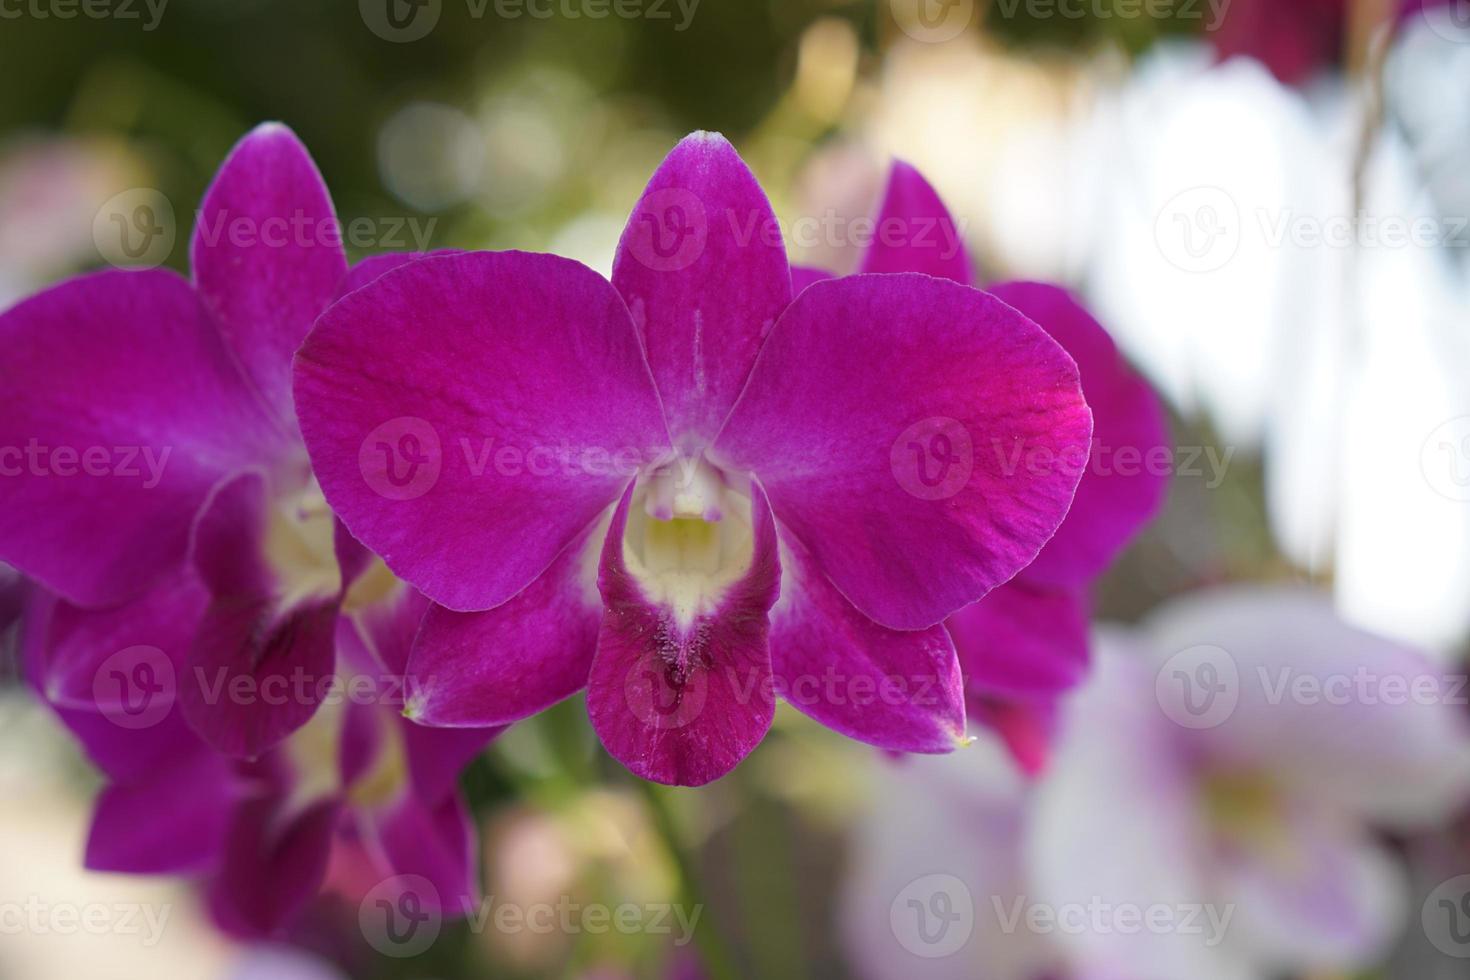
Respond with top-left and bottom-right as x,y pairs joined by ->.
840,739 -> 1058,980
1029,587 -> 1470,980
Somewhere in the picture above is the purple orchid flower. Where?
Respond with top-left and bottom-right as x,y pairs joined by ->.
0,122 -> 438,758
22,579 -> 497,937
292,132 -> 1094,787
797,162 -> 1169,775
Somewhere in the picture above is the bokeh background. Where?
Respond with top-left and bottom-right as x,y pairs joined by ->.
2,0 -> 1470,977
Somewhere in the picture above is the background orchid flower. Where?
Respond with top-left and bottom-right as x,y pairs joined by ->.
0,122 -> 432,758
22,580 -> 498,938
293,132 -> 1093,787
797,162 -> 1169,773
1030,587 -> 1470,980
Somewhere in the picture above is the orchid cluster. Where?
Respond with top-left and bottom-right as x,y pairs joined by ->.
0,123 -> 1166,938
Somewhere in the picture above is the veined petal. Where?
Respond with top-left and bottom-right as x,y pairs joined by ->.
769,527 -> 966,753
294,250 -> 673,612
0,270 -> 280,606
611,132 -> 791,450
192,123 -> 348,427
947,582 -> 1090,700
586,481 -> 781,786
713,273 -> 1092,631
407,515 -> 606,728
858,161 -> 973,285
989,282 -> 1169,589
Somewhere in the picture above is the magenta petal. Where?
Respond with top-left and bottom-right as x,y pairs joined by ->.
968,697 -> 1059,778
365,793 -> 479,914
192,124 -> 348,425
180,473 -> 340,758
295,251 -> 672,612
22,588 -> 203,782
714,274 -> 1092,631
586,482 -> 780,786
858,161 -> 973,285
769,529 -> 966,753
336,249 -> 464,301
611,132 -> 791,449
85,749 -> 237,874
0,270 -> 278,605
208,797 -> 340,939
989,282 -> 1169,589
408,519 -> 604,727
947,582 -> 1090,699
791,265 -> 835,295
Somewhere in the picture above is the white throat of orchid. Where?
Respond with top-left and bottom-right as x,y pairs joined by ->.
265,475 -> 396,612
285,670 -> 412,814
624,455 -> 755,629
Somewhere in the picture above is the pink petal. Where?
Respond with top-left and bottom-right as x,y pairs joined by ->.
192,123 -> 348,427
178,472 -> 340,758
713,273 -> 1092,630
947,582 -> 1090,699
769,528 -> 966,753
858,161 -> 973,285
207,797 -> 341,939
360,793 -> 480,915
791,264 -> 835,296
84,748 -> 237,874
294,250 -> 672,612
586,482 -> 781,786
989,282 -> 1169,589
611,132 -> 791,449
407,518 -> 605,727
0,270 -> 279,605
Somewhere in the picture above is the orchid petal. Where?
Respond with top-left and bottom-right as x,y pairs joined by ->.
192,123 -> 348,427
859,161 -> 973,285
294,251 -> 672,612
713,273 -> 1092,630
611,132 -> 791,450
586,481 -> 780,786
769,528 -> 966,753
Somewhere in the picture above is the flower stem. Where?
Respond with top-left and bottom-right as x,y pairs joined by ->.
637,780 -> 741,980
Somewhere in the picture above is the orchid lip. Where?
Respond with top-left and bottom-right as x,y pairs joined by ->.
625,456 -> 755,629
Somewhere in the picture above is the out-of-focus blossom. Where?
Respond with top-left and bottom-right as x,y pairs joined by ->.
1086,45 -> 1333,450
1029,587 -> 1470,979
0,137 -> 142,309
227,946 -> 348,980
1207,0 -> 1348,86
859,39 -> 1100,284
839,737 -> 1057,980
22,583 -> 498,938
0,124 -> 445,758
294,131 -> 1093,785
798,162 -> 1168,773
